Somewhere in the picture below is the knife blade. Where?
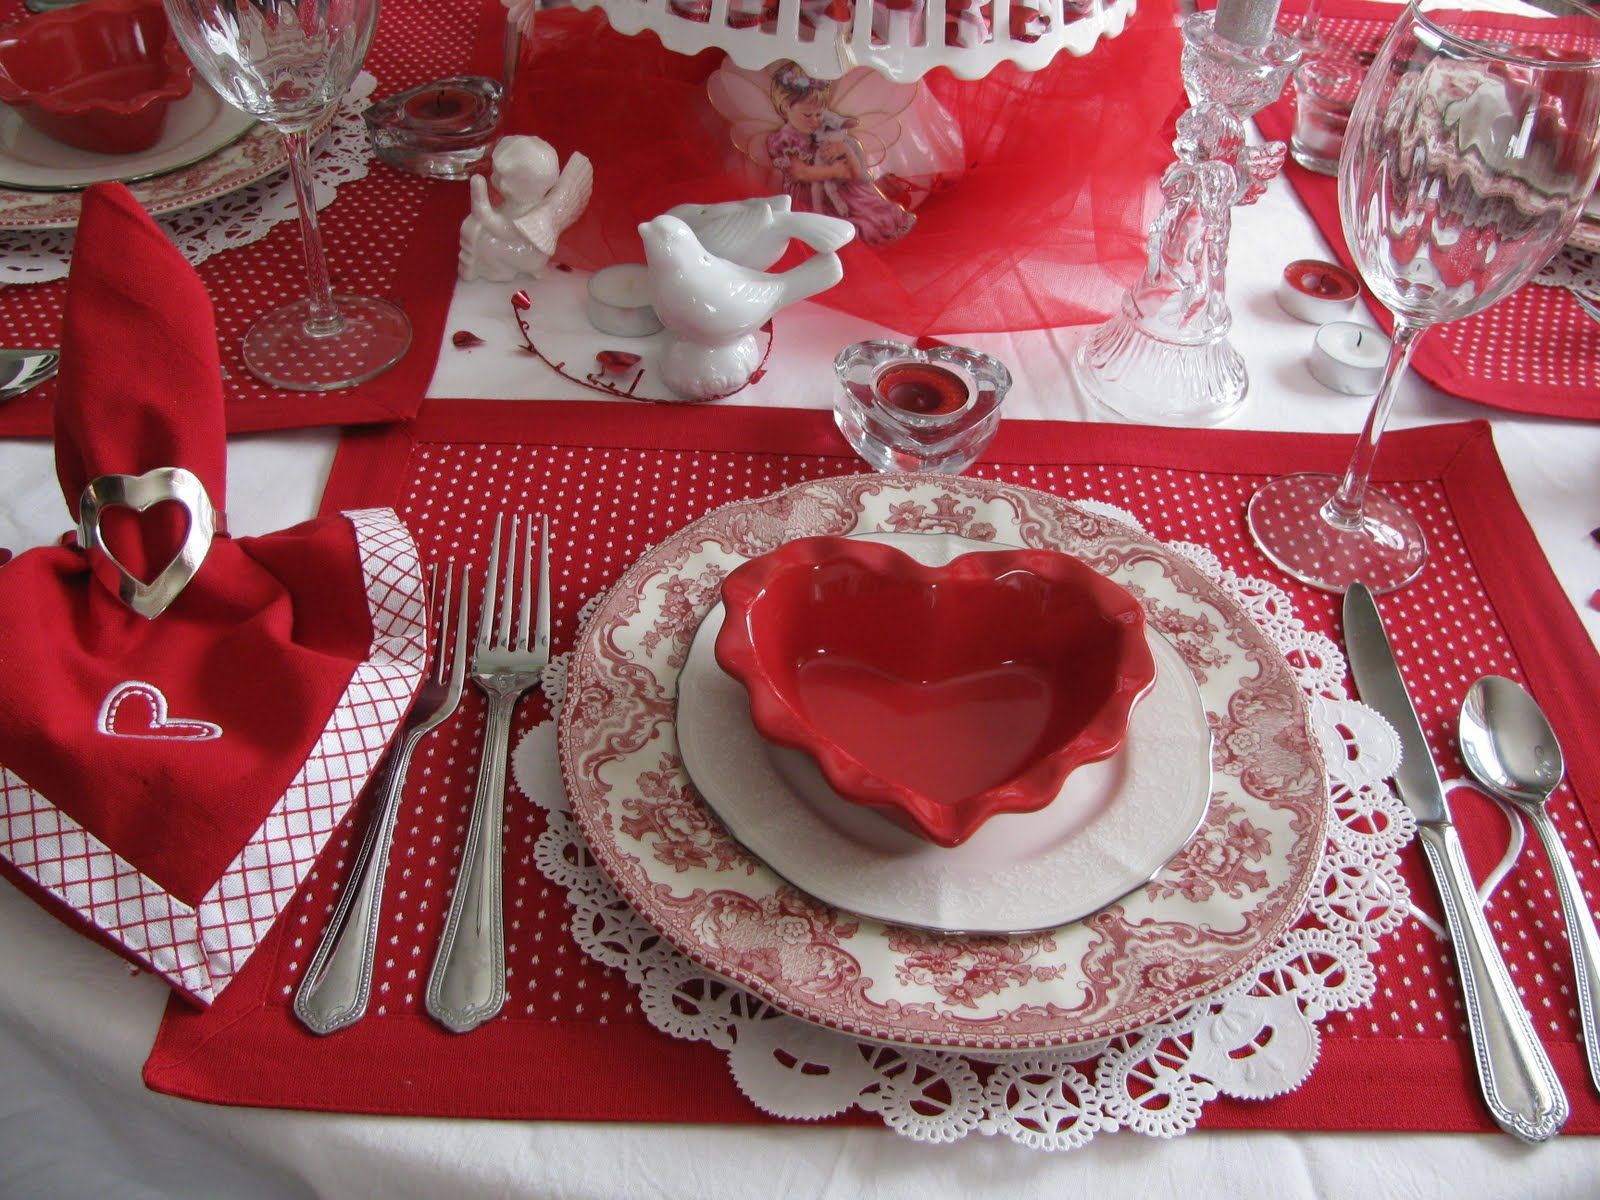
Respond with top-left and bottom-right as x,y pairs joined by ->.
1343,583 -> 1567,1142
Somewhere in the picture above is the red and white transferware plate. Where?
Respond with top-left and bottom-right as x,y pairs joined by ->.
559,475 -> 1329,1052
0,88 -> 331,231
1571,194 -> 1600,253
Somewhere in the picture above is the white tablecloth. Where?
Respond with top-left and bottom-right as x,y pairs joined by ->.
3,124 -> 1600,1199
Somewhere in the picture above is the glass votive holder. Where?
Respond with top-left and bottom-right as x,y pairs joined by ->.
1290,54 -> 1362,176
364,76 -> 504,180
833,340 -> 1012,475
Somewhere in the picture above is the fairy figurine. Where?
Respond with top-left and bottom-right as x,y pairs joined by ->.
708,59 -> 920,246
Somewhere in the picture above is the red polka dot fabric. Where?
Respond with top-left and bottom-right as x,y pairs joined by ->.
1258,0 -> 1600,421
0,0 -> 488,437
146,404 -> 1600,1133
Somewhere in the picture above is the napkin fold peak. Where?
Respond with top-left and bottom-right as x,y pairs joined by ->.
54,184 -> 227,587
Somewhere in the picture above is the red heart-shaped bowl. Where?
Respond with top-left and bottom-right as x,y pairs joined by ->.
714,536 -> 1157,847
0,0 -> 194,155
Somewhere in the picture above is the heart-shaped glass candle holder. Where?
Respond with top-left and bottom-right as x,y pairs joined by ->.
713,536 -> 1157,847
363,75 -> 503,180
833,340 -> 1012,475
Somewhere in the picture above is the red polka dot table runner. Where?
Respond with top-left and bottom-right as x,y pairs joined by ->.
0,0 -> 491,437
1256,0 -> 1600,422
145,402 -> 1600,1135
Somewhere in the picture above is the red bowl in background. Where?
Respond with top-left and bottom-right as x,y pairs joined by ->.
714,536 -> 1157,848
0,0 -> 194,155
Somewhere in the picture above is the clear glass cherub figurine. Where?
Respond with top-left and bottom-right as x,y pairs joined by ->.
1073,7 -> 1298,425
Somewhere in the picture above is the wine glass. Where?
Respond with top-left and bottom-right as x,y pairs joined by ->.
1247,0 -> 1600,594
163,0 -> 411,391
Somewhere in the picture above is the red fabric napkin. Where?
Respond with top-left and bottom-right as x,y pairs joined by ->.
0,184 -> 428,1004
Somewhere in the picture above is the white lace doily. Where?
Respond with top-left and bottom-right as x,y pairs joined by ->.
512,504 -> 1415,1150
0,74 -> 378,286
1535,244 -> 1600,300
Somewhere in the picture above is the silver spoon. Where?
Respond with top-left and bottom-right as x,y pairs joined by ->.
0,349 -> 59,402
1461,675 -> 1600,1095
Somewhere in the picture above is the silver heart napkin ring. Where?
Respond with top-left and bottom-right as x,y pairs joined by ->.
77,467 -> 224,620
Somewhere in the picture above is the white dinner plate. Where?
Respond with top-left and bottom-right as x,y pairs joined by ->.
0,84 -> 255,193
677,531 -> 1214,936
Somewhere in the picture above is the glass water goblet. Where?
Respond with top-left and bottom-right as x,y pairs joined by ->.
1247,0 -> 1600,594
163,0 -> 412,391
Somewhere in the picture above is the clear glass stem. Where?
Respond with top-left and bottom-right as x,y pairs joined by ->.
1321,319 -> 1425,531
1295,0 -> 1325,46
282,126 -> 343,338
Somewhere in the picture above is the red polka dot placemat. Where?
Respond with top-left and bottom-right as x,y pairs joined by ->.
0,0 -> 494,437
1256,0 -> 1600,422
143,401 -> 1600,1134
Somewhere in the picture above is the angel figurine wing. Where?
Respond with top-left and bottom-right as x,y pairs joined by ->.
511,152 -> 595,256
823,67 -> 918,172
708,60 -> 919,172
707,61 -> 785,169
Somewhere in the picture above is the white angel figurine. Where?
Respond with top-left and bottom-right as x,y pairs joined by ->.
458,136 -> 594,282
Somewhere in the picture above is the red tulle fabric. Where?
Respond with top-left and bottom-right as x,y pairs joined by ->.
505,2 -> 1183,335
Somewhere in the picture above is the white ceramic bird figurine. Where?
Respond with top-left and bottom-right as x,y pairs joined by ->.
640,213 -> 845,400
665,195 -> 856,271
458,136 -> 593,282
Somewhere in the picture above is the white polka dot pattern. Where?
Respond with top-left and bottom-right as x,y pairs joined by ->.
0,0 -> 478,434
262,440 -> 1598,1062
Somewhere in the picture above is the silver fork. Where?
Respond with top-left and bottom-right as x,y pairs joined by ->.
426,513 -> 551,1033
294,561 -> 470,1035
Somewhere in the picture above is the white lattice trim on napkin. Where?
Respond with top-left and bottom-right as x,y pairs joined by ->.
0,75 -> 378,286
0,508 -> 426,1003
514,502 -> 1412,1150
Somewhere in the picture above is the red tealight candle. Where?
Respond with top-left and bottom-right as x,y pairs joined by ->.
1276,259 -> 1361,324
875,362 -> 970,417
400,86 -> 485,133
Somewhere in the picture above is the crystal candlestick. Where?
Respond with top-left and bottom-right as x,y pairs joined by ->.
1073,5 -> 1299,425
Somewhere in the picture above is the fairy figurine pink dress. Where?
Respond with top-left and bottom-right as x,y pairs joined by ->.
711,59 -> 950,246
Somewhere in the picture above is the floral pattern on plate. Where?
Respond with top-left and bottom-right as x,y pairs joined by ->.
559,475 -> 1329,1051
0,94 -> 336,232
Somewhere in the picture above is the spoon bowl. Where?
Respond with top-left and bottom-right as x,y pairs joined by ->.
0,348 -> 59,402
1461,674 -> 1600,1096
1460,675 -> 1565,809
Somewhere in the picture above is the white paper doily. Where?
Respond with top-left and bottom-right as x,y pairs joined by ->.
1535,244 -> 1600,302
512,503 -> 1414,1150
0,74 -> 378,286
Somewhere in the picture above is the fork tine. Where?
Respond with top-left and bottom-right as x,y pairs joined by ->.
516,512 -> 534,651
477,514 -> 503,648
534,515 -> 551,662
496,513 -> 518,650
432,561 -> 451,686
446,561 -> 470,705
426,562 -> 442,684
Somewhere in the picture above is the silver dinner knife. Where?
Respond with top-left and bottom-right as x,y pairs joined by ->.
1344,583 -> 1568,1143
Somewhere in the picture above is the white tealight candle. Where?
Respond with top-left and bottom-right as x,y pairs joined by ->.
1308,321 -> 1391,395
586,264 -> 662,338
